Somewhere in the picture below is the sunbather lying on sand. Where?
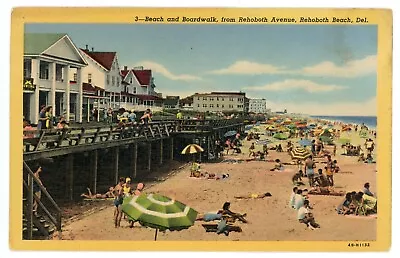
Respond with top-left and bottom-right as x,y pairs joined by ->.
309,186 -> 345,196
234,192 -> 272,200
81,187 -> 115,199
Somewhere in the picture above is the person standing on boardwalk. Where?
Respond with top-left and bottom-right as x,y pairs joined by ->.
37,105 -> 46,130
45,106 -> 54,129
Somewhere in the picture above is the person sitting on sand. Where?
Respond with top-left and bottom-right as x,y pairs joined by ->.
293,189 -> 305,210
248,142 -> 255,157
270,159 -> 284,172
302,189 -> 309,200
219,202 -> 248,223
359,192 -> 377,214
332,160 -> 340,173
298,200 -> 320,230
336,192 -> 356,215
190,162 -> 200,177
276,144 -> 283,152
292,170 -> 304,186
314,169 -> 329,187
363,182 -> 375,197
358,153 -> 366,162
234,192 -> 272,200
289,187 -> 298,208
81,187 -> 115,199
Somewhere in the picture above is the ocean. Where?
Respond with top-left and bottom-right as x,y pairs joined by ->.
310,115 -> 377,129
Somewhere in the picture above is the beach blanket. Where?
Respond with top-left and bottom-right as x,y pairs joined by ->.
202,223 -> 242,233
344,214 -> 377,219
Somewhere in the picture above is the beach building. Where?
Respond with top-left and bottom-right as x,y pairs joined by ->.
192,92 -> 246,113
249,98 -> 267,114
77,46 -> 123,121
163,96 -> 180,109
23,33 -> 88,124
179,96 -> 194,110
120,66 -> 163,111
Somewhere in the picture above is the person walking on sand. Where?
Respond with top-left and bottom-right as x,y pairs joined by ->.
113,177 -> 125,228
304,156 -> 316,187
325,155 -> 334,186
249,142 -> 255,157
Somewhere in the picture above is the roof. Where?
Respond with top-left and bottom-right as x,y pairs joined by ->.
82,83 -> 105,94
133,70 -> 152,85
179,96 -> 193,104
194,92 -> 246,97
120,69 -> 129,78
81,49 -> 116,70
134,94 -> 162,101
24,33 -> 66,55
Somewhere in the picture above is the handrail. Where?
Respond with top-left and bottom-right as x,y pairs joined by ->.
23,161 -> 62,238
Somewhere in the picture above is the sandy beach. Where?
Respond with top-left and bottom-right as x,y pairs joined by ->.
58,121 -> 377,241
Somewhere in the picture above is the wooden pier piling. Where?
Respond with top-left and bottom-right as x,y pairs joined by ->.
131,143 -> 138,179
114,147 -> 119,184
66,154 -> 74,201
170,138 -> 174,160
159,139 -> 163,165
147,143 -> 151,171
92,149 -> 98,194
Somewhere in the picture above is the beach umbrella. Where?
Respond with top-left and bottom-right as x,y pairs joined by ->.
319,136 -> 333,144
273,133 -> 288,140
298,139 -> 312,147
224,130 -> 237,137
338,138 -> 351,144
181,144 -> 204,154
245,125 -> 253,130
290,147 -> 312,160
122,194 -> 198,241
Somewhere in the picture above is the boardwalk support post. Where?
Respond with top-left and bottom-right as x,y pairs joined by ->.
147,142 -> 151,172
66,154 -> 74,201
92,149 -> 98,194
159,139 -> 163,165
170,137 -> 174,160
132,143 -> 138,179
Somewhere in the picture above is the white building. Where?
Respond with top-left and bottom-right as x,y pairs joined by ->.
192,92 -> 246,113
23,33 -> 87,124
248,98 -> 267,114
120,66 -> 163,111
76,47 -> 123,120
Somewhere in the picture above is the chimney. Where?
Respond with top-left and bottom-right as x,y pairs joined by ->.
85,44 -> 88,50
91,47 -> 94,51
124,66 -> 128,71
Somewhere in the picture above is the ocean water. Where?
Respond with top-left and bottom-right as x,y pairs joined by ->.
310,116 -> 377,129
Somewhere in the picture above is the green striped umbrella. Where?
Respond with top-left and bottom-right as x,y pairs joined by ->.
122,194 -> 198,240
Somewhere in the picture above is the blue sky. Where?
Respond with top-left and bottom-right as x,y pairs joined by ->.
25,24 -> 377,116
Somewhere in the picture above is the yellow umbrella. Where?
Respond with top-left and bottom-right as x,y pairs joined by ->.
181,144 -> 204,154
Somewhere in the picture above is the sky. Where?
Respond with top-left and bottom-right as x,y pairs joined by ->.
25,24 -> 377,116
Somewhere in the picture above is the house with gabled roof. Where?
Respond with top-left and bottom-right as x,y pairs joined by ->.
23,33 -> 87,123
74,45 -> 123,121
120,66 -> 163,111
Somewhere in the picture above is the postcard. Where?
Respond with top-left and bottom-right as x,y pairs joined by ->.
10,7 -> 392,251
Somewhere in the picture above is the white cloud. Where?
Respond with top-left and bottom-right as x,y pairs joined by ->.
266,97 -> 376,116
208,61 -> 285,75
136,61 -> 202,81
207,55 -> 376,78
300,55 -> 377,78
244,79 -> 346,93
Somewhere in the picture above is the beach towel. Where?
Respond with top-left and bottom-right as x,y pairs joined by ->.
344,214 -> 377,219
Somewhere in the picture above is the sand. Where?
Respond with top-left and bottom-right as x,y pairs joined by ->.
58,123 -> 377,241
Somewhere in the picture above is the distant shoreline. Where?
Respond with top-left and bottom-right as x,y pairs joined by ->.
309,115 -> 377,129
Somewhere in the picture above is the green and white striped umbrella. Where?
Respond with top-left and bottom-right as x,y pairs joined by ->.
122,193 -> 198,240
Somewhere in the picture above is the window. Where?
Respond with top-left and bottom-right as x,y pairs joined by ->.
130,77 -> 133,84
198,97 -> 200,100
39,61 -> 49,80
216,104 -> 219,108
133,87 -> 137,94
203,97 -> 207,101
55,64 -> 63,81
221,104 -> 224,108
210,104 -> 214,108
221,98 -> 224,101
23,59 -> 31,78
210,97 -> 214,101
106,75 -> 110,85
229,98 -> 234,101
112,76 -> 115,86
198,104 -> 200,107
203,104 -> 207,108
216,97 -> 219,101
88,73 -> 92,83
73,73 -> 77,81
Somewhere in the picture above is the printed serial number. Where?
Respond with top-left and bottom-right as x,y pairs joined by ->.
348,242 -> 371,247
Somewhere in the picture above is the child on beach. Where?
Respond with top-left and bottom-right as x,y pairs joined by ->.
248,142 -> 255,157
289,187 -> 298,208
270,159 -> 284,172
293,189 -> 305,210
292,170 -> 304,186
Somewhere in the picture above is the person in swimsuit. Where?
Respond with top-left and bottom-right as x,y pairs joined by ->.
234,192 -> 272,200
113,177 -> 125,228
81,187 -> 115,199
123,177 -> 133,196
304,156 -> 316,187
